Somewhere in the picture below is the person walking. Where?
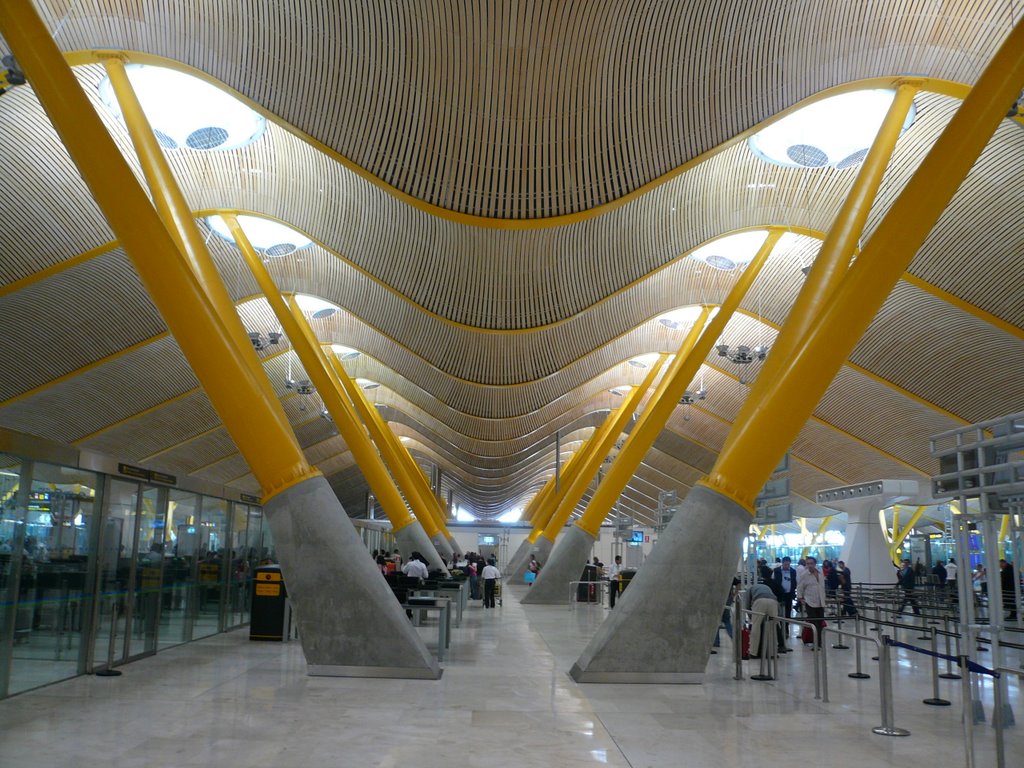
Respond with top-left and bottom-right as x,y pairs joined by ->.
481,560 -> 501,609
607,555 -> 623,608
896,558 -> 921,616
797,556 -> 828,648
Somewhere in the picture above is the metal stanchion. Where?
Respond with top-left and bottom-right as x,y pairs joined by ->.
872,636 -> 910,737
939,616 -> 961,679
750,614 -> 776,682
733,599 -> 743,681
923,626 -> 951,706
849,615 -> 870,679
94,602 -> 122,678
992,670 -> 1006,768
833,602 -> 849,649
820,625 -> 829,703
959,656 -> 977,768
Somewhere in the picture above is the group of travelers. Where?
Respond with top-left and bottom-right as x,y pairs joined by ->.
453,552 -> 502,608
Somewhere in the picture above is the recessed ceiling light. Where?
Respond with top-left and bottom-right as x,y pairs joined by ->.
97,64 -> 266,151
748,89 -> 916,170
689,231 -> 770,271
206,214 -> 312,257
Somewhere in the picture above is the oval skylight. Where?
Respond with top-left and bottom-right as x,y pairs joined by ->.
331,344 -> 361,360
206,215 -> 312,257
627,353 -> 662,369
748,89 -> 916,170
294,294 -> 339,319
690,231 -> 769,271
356,378 -> 380,390
657,306 -> 705,330
97,64 -> 267,151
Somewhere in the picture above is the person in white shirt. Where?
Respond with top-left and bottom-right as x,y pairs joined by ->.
796,556 -> 827,648
607,555 -> 623,608
945,557 -> 958,597
402,554 -> 429,582
481,562 -> 501,608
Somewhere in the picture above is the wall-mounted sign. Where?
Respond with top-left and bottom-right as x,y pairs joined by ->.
117,463 -> 177,486
240,493 -> 261,504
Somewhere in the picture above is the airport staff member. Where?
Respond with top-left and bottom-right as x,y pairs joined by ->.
481,561 -> 501,609
607,555 -> 623,608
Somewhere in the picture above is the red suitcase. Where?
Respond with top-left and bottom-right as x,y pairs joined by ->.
741,627 -> 751,659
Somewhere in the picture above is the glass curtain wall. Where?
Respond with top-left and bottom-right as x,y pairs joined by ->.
0,446 -> 266,698
0,460 -> 102,696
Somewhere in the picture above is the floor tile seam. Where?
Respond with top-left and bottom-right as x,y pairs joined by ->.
592,710 -> 636,767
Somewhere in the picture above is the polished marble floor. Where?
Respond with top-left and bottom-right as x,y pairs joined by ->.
1,584 -> 1020,767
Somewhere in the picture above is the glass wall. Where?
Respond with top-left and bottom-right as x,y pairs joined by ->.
0,446 -> 266,699
0,460 -> 102,696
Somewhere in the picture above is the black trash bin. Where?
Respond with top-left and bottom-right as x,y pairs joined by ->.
250,565 -> 290,641
577,564 -> 599,602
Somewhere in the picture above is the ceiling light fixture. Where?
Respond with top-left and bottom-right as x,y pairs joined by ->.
748,89 -> 916,170
294,294 -> 339,319
97,64 -> 267,151
331,344 -> 361,360
247,330 -> 282,351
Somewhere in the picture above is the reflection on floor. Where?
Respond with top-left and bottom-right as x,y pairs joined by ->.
1,584 -> 1021,767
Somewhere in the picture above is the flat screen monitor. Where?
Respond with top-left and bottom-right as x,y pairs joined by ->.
478,534 -> 498,546
630,530 -> 644,543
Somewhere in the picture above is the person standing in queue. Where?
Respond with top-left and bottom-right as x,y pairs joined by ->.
796,555 -> 827,648
607,555 -> 623,608
481,560 -> 501,609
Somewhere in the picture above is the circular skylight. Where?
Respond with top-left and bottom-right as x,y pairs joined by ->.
748,89 -> 915,170
206,215 -> 312,257
331,344 -> 361,360
294,294 -> 339,319
97,64 -> 267,151
690,231 -> 769,271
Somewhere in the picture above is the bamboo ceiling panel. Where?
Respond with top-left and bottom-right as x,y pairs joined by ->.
850,282 -> 1024,424
789,418 -> 925,482
0,334 -> 196,443
0,249 -> 165,402
26,0 -> 1015,220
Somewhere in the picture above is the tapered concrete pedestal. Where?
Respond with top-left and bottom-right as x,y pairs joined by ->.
430,531 -> 455,563
395,522 -> 449,576
264,476 -> 441,679
521,526 -> 595,604
504,538 -> 530,580
569,485 -> 750,683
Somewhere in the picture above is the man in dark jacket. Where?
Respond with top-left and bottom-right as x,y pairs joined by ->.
896,558 -> 921,616
1000,559 -> 1017,621
772,557 -> 798,625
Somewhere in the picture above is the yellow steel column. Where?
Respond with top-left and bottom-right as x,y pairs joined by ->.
717,85 -> 918,467
323,350 -> 447,540
0,2 -> 314,499
539,355 -> 668,543
575,232 -> 780,536
524,446 -> 586,536
100,56 -> 279,407
228,216 -> 418,531
705,16 -> 1024,510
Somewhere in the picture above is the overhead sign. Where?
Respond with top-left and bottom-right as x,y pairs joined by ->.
118,463 -> 177,486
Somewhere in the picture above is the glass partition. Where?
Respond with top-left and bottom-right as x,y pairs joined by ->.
192,496 -> 228,639
159,489 -> 199,649
4,462 -> 100,695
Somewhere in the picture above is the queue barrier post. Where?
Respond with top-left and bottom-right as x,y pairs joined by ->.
922,625 -> 952,706
872,636 -> 910,737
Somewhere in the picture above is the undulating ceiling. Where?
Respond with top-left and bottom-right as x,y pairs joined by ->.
1,1 -> 1023,528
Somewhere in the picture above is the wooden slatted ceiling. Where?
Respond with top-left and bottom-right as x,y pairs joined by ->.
0,335 -> 196,443
28,0 -> 1015,220
0,249 -> 164,401
852,282 -> 1024,425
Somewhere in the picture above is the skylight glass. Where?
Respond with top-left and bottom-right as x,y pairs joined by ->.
206,215 -> 312,257
627,353 -> 662,369
689,231 -> 769,271
97,64 -> 267,151
497,508 -> 523,523
748,89 -> 915,170
656,306 -> 705,330
356,378 -> 380,390
331,344 -> 361,360
294,294 -> 339,319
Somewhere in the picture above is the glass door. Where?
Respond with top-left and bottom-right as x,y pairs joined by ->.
93,480 -> 167,669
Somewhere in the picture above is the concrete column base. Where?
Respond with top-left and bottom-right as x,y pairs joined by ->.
521,526 -> 595,604
504,538 -> 530,581
394,522 -> 449,576
447,535 -> 463,557
839,503 -> 897,584
263,476 -> 441,679
431,530 -> 455,563
512,536 -> 554,588
569,485 -> 750,683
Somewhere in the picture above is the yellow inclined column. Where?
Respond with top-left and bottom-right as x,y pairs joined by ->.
524,446 -> 587,535
100,56 -> 280,409
716,84 -> 918,474
323,350 -> 446,541
575,231 -> 780,536
705,16 -> 1024,510
539,353 -> 669,543
228,216 -> 418,531
0,5 -> 314,499
343,359 -> 452,532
